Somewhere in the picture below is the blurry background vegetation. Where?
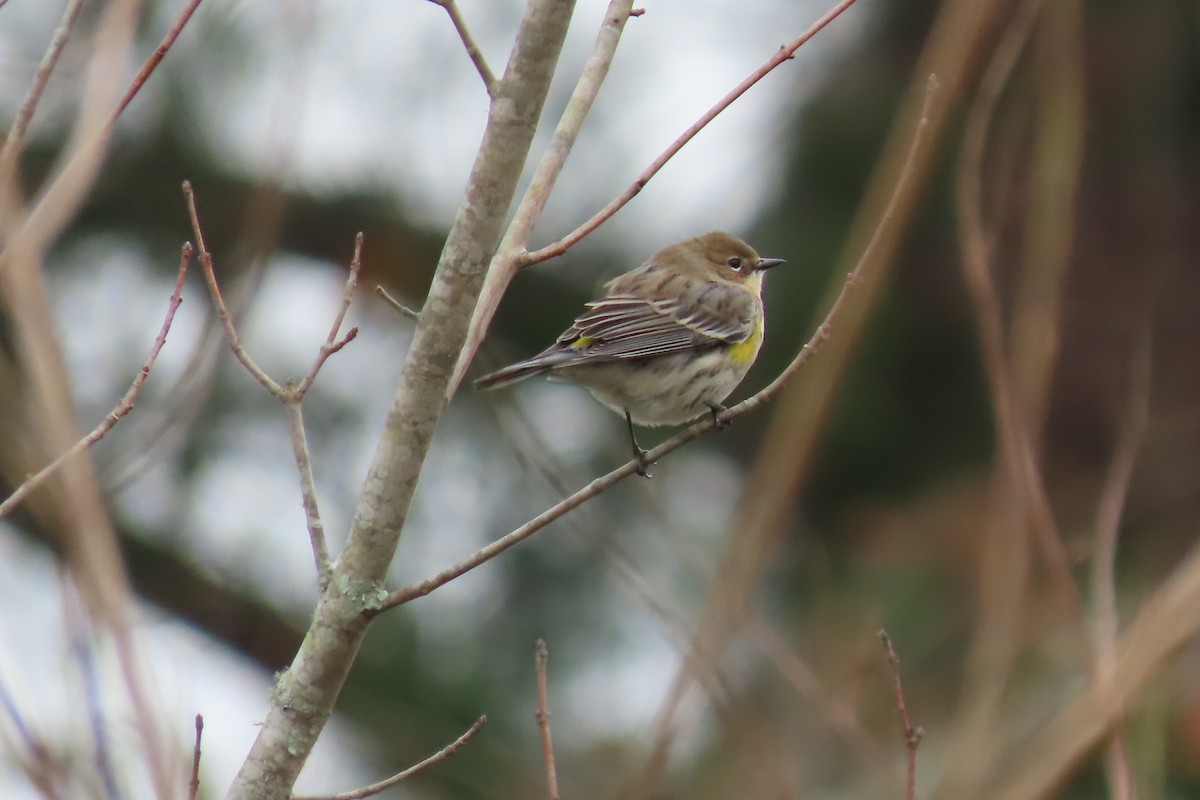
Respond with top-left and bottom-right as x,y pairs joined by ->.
2,0 -> 1199,798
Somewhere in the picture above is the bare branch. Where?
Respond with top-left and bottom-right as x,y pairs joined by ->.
109,0 -> 206,127
297,232 -> 364,396
879,631 -> 922,800
294,716 -> 487,800
0,244 -> 189,519
378,75 -> 940,613
183,181 -> 285,396
375,286 -> 421,320
428,0 -> 497,97
534,640 -> 561,800
188,715 -> 204,800
0,0 -> 87,186
286,403 -> 332,587
451,0 -> 637,393
523,0 -> 860,266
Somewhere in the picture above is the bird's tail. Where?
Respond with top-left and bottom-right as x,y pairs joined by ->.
473,355 -> 560,391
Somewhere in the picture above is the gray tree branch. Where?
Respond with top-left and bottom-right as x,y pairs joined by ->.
224,1 -> 577,797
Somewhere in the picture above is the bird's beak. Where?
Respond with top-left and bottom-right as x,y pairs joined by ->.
754,257 -> 786,272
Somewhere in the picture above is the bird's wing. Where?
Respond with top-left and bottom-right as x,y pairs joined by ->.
550,284 -> 757,361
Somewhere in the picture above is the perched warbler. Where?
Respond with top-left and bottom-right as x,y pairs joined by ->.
475,231 -> 784,475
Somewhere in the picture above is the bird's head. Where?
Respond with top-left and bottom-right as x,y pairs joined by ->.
654,231 -> 785,291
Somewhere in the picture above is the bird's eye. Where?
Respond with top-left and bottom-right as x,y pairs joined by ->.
726,257 -> 743,271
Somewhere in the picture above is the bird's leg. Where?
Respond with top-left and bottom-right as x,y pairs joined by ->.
706,403 -> 730,430
625,409 -> 653,478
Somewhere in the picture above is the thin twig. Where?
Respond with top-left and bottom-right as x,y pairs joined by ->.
294,716 -> 487,800
298,232 -> 363,395
879,631 -> 922,800
428,0 -> 497,97
523,0 -> 860,266
534,640 -> 561,800
109,0 -> 206,127
286,403 -> 332,587
0,0 -> 88,185
1092,323 -> 1152,800
0,245 -> 190,519
188,714 -> 204,800
183,181 -> 284,395
375,286 -> 421,320
376,74 -> 940,614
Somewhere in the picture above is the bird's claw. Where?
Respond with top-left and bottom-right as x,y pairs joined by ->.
708,404 -> 730,430
633,446 -> 654,478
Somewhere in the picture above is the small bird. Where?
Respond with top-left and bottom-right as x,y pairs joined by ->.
475,231 -> 785,475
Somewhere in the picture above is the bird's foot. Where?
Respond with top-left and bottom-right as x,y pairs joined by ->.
633,445 -> 655,478
707,404 -> 730,430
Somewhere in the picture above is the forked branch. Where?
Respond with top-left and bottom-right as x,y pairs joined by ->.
183,182 -> 364,587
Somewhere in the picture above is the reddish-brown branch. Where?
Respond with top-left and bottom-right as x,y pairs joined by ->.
298,232 -> 363,396
188,714 -> 204,800
535,640 -> 561,800
109,0 -> 206,128
523,0 -> 860,266
183,181 -> 284,395
0,244 -> 190,520
879,631 -> 922,800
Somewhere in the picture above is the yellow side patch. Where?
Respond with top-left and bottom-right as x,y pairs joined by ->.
726,316 -> 763,366
568,335 -> 593,349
